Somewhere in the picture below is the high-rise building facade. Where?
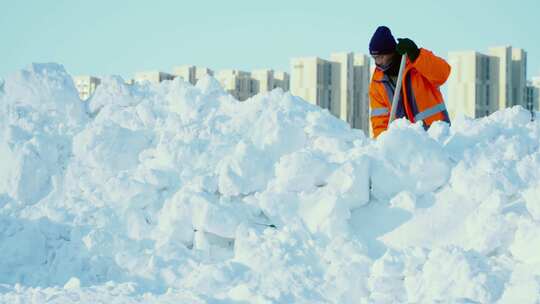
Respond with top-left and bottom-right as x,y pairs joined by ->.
290,57 -> 341,117
527,77 -> 540,113
273,71 -> 290,91
73,75 -> 101,100
448,46 -> 528,119
247,69 -> 290,95
216,70 -> 256,101
511,48 -> 527,108
525,83 -> 537,113
488,46 -> 512,110
352,54 -> 371,132
290,53 -> 371,134
488,46 -> 527,109
173,66 -> 214,85
330,52 -> 355,124
251,69 -> 275,94
447,51 -> 499,119
134,71 -> 175,84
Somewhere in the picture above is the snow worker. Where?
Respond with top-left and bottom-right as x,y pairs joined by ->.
368,26 -> 451,138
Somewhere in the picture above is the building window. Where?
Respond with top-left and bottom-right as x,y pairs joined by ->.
485,58 -> 490,80
486,85 -> 490,106
327,92 -> 332,111
327,65 -> 332,84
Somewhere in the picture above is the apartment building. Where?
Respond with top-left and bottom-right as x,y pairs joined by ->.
352,54 -> 371,132
251,69 -> 275,94
274,71 -> 290,91
290,57 -> 340,116
488,46 -> 527,109
447,51 -> 499,119
173,65 -> 214,85
527,77 -> 540,112
134,71 -> 175,84
290,53 -> 371,134
216,69 -> 255,101
330,53 -> 354,124
448,46 -> 528,119
510,48 -> 527,108
250,69 -> 291,94
73,75 -> 101,100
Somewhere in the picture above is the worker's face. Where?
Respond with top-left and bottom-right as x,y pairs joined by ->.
372,54 -> 394,68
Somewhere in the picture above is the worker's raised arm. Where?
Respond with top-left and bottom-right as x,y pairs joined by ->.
396,38 -> 451,88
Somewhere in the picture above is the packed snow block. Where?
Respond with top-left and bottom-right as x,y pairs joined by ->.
0,216 -> 48,285
167,77 -> 223,124
191,195 -> 245,239
0,141 -> 42,205
132,157 -> 181,192
449,153 -> 521,203
254,191 -> 301,227
217,141 -> 274,197
389,191 -> 417,212
158,188 -> 246,245
516,152 -> 540,186
0,63 -> 87,205
325,158 -> 370,209
232,223 -> 329,302
272,149 -> 337,193
381,188 -> 515,256
196,74 -> 227,96
370,119 -> 451,200
299,192 -> 350,236
298,158 -> 370,236
0,216 -> 88,287
368,249 -> 407,303
404,247 -> 505,303
193,230 -> 234,260
0,134 -> 69,205
247,95 -> 308,159
87,76 -> 161,131
426,120 -> 451,144
498,265 -> 540,303
320,237 -> 371,302
456,193 -> 515,255
524,184 -> 540,221
445,106 -> 535,161
156,190 -> 197,247
510,219 -> 540,264
87,76 -> 141,116
2,63 -> 87,130
488,105 -> 533,127
167,85 -> 205,123
73,123 -> 152,172
304,110 -> 361,143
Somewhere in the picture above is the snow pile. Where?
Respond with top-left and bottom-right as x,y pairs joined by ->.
0,63 -> 539,303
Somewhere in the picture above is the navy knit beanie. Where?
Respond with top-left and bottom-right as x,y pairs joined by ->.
369,26 -> 397,55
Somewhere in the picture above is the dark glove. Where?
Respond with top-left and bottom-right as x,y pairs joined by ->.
396,38 -> 420,62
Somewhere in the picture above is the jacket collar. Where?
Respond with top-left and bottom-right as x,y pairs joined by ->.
373,58 -> 412,83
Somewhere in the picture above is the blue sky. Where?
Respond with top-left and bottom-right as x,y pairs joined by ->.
1,0 -> 539,80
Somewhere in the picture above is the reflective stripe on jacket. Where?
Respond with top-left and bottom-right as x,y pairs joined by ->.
369,48 -> 451,138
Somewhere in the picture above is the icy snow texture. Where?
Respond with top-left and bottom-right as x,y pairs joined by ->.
0,63 -> 539,303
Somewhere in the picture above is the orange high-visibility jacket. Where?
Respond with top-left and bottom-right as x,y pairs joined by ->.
369,48 -> 451,138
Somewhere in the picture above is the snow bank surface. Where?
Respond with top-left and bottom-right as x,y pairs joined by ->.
1,63 -> 539,303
